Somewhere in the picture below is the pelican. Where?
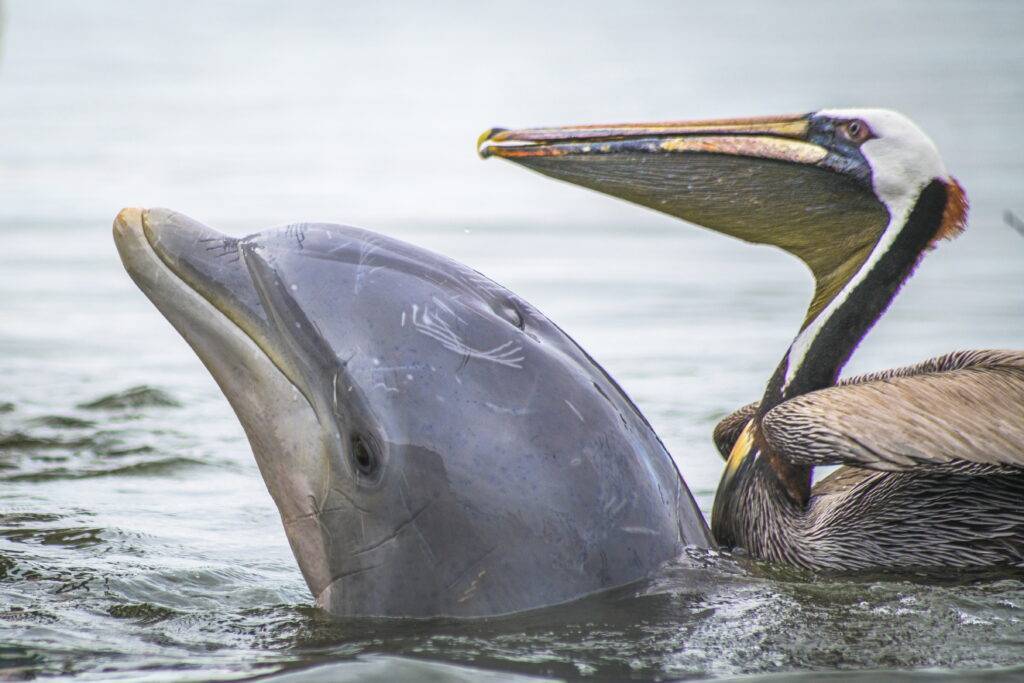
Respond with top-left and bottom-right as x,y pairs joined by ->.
479,109 -> 1024,571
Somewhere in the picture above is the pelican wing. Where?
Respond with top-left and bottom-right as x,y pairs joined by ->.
762,350 -> 1024,471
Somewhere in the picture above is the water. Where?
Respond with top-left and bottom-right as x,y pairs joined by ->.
1,1 -> 1023,680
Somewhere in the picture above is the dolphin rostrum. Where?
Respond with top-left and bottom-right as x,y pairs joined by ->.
113,208 -> 712,617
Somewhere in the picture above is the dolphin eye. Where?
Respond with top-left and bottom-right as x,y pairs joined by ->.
840,119 -> 872,144
351,434 -> 379,477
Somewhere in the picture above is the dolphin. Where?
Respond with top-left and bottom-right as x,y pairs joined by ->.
112,207 -> 712,617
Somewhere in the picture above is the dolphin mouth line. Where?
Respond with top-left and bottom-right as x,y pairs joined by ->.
113,208 -> 310,409
138,210 -> 259,346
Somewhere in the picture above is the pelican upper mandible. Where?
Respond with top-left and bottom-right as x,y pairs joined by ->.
479,109 -> 1024,571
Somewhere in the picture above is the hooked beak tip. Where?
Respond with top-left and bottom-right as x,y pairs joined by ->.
477,128 -> 507,159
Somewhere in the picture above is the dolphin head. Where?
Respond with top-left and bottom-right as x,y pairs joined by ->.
114,208 -> 710,617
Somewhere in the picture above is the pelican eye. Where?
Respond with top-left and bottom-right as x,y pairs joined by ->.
840,119 -> 872,144
351,434 -> 378,476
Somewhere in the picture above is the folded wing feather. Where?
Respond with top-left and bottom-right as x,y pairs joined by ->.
759,349 -> 1024,472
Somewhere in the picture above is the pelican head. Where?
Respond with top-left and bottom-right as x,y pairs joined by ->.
479,109 -> 967,327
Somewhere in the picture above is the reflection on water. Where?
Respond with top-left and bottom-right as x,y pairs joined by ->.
1,0 -> 1023,680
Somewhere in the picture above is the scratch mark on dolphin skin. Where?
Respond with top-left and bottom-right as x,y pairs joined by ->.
410,513 -> 437,564
431,296 -> 467,324
458,569 -> 488,604
320,562 -> 385,599
354,236 -> 382,294
620,526 -> 659,536
564,400 -> 585,423
410,303 -> 524,369
603,496 -> 628,517
445,545 -> 498,591
284,504 -> 355,525
199,237 -> 242,263
401,311 -> 406,327
321,240 -> 354,259
328,485 -> 375,514
350,501 -> 432,557
398,470 -> 438,563
284,224 -> 307,249
372,364 -> 420,394
458,268 -> 508,298
483,402 -> 532,416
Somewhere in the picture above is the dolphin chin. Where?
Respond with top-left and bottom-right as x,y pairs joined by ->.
114,207 -> 713,618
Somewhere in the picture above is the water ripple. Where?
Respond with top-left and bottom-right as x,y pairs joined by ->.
78,386 -> 182,411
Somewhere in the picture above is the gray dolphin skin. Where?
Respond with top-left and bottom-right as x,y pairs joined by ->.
112,207 -> 712,618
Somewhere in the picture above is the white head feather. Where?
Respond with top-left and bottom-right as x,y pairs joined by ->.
817,108 -> 950,218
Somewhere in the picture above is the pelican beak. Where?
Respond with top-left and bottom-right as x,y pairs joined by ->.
477,114 -> 887,267
478,115 -> 820,163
